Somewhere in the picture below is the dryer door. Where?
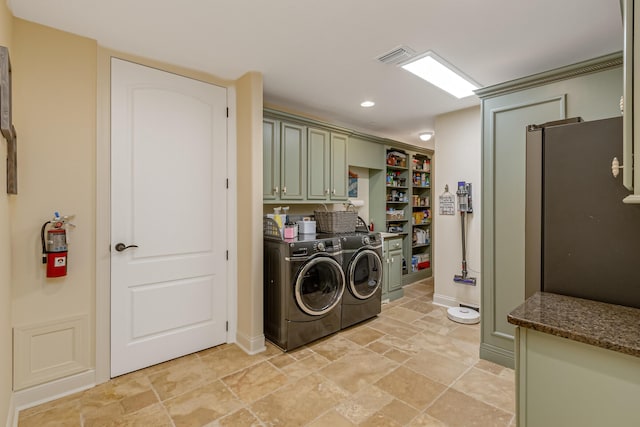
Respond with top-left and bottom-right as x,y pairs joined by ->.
295,256 -> 345,316
348,249 -> 383,299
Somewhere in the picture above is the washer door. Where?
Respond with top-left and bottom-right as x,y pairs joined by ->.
295,256 -> 345,316
348,249 -> 383,299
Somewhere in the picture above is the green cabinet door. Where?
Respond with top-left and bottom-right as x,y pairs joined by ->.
330,132 -> 348,201
307,127 -> 329,200
280,122 -> 306,200
383,237 -> 404,301
263,119 -> 280,200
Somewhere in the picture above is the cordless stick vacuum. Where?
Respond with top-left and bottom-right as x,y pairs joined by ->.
454,182 -> 476,285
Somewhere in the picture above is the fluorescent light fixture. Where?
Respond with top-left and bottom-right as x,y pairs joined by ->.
360,100 -> 375,107
419,131 -> 434,142
401,51 -> 479,99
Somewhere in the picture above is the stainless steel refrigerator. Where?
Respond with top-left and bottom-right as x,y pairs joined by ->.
525,116 -> 640,309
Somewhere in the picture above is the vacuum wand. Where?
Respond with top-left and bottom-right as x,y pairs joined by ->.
454,182 -> 476,286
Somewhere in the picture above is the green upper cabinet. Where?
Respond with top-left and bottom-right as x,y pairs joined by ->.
280,122 -> 306,200
329,132 -> 348,201
263,119 -> 280,200
307,127 -> 348,201
262,119 -> 306,201
307,128 -> 330,200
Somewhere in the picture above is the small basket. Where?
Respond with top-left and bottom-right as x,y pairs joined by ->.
314,207 -> 357,233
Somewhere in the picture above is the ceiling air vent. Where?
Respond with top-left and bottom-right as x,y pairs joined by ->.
376,46 -> 415,65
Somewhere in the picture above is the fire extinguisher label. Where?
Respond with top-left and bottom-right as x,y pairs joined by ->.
54,257 -> 66,267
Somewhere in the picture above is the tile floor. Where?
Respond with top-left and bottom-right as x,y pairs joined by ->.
18,280 -> 515,426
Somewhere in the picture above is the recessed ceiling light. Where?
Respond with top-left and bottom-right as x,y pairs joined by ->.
401,51 -> 479,99
360,100 -> 375,108
419,132 -> 434,142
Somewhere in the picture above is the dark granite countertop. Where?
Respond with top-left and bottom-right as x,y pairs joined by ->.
508,292 -> 640,358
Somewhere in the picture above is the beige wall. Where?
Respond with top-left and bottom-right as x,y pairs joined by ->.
0,0 -> 14,422
11,18 -> 97,389
433,106 -> 481,308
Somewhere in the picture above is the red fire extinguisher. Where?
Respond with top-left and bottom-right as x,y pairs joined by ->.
41,212 -> 74,278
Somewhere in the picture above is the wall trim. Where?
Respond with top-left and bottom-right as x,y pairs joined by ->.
5,393 -> 14,427
11,369 -> 95,426
235,331 -> 266,355
476,51 -> 622,99
432,292 -> 476,309
264,107 -> 434,155
480,342 -> 514,369
13,315 -> 90,391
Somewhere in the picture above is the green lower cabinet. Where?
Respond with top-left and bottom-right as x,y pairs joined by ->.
382,236 -> 404,301
515,327 -> 640,427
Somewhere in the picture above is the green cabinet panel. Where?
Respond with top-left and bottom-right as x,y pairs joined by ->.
307,128 -> 330,200
382,236 -> 404,301
329,133 -> 348,201
622,0 -> 640,203
263,119 -> 279,200
348,136 -> 384,169
516,328 -> 640,427
280,122 -> 306,200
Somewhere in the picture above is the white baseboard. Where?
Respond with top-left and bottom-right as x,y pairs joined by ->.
11,369 -> 95,426
234,331 -> 266,355
432,293 -> 480,310
5,393 -> 14,427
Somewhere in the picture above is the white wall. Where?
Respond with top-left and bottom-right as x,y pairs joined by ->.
433,106 -> 481,308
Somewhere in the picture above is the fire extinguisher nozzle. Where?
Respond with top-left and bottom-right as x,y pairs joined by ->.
42,256 -> 47,264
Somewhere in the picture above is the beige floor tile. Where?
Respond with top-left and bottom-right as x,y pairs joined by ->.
382,306 -> 426,324
18,390 -> 83,420
404,350 -> 471,386
310,335 -> 361,361
335,385 -> 394,424
426,389 -> 513,427
199,344 -> 266,378
269,351 -> 297,369
250,373 -> 349,426
217,408 -> 263,427
375,366 -> 446,410
408,413 -> 447,426
140,352 -> 200,377
164,380 -> 243,427
408,330 -> 479,366
280,352 -> 331,381
368,317 -> 422,341
111,403 -> 173,426
383,348 -> 412,363
447,323 -> 481,344
222,360 -> 289,403
307,410 -> 356,427
474,358 -> 508,376
366,340 -> 392,354
319,348 -> 398,394
376,399 -> 419,425
148,357 -> 210,401
18,403 -> 81,427
82,400 -> 126,427
344,326 -> 386,346
452,367 -> 515,414
80,376 -> 153,414
359,413 -> 404,427
376,335 -> 423,355
399,299 -> 437,315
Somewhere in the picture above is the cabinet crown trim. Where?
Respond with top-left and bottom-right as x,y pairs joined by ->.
475,52 -> 622,99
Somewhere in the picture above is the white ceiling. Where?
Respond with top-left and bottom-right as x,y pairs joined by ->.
7,0 -> 623,145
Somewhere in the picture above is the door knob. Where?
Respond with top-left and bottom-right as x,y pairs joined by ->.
115,243 -> 138,252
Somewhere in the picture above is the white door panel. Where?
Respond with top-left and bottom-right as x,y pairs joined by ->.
111,58 -> 228,376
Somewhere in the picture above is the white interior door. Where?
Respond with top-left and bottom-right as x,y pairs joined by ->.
110,58 -> 228,377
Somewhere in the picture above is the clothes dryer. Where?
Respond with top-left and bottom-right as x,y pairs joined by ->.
263,233 -> 345,351
335,232 -> 383,329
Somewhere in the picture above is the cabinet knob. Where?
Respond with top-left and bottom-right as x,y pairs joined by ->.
612,157 -> 623,178
282,186 -> 287,194
274,186 -> 279,194
332,189 -> 336,195
325,188 -> 330,195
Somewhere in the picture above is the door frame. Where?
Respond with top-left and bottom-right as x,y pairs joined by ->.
95,49 -> 238,383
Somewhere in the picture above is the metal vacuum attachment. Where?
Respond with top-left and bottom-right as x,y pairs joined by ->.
454,181 -> 476,286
